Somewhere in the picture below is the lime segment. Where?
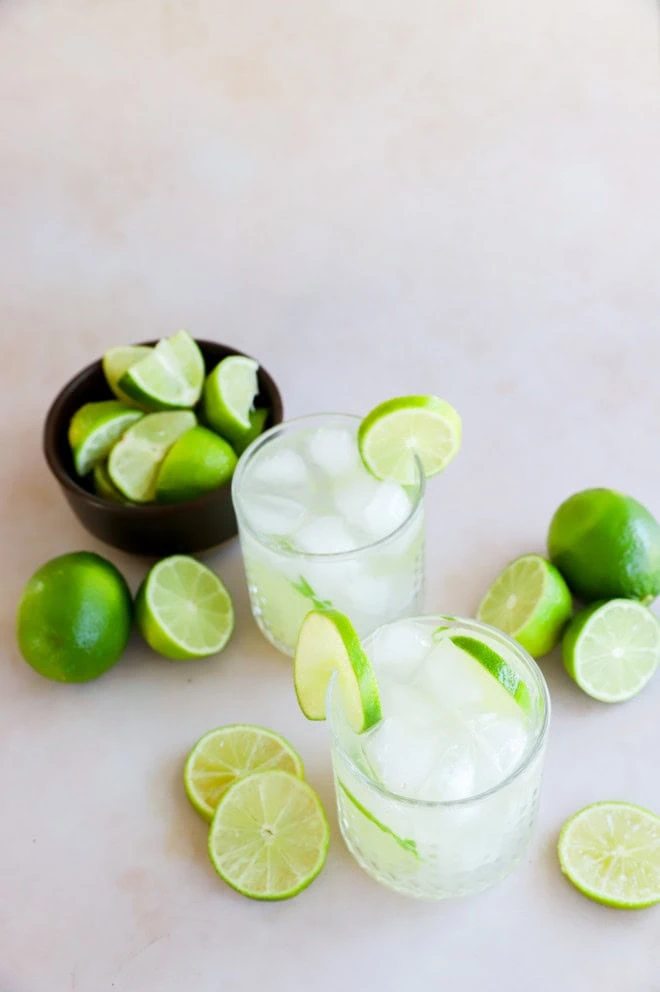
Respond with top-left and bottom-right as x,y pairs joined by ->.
477,554 -> 573,658
184,724 -> 304,821
68,401 -> 143,476
136,555 -> 234,660
119,331 -> 204,410
449,635 -> 532,712
558,802 -> 660,908
102,345 -> 152,405
231,407 -> 270,455
294,609 -> 382,732
93,461 -> 125,502
155,426 -> 238,503
562,599 -> 660,703
202,355 -> 259,440
108,410 -> 196,502
208,770 -> 329,900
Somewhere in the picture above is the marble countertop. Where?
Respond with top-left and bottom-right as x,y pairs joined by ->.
2,1 -> 660,989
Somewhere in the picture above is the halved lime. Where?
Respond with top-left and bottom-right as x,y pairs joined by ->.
93,461 -> 125,502
202,355 -> 259,441
184,724 -> 304,821
108,410 -> 196,502
119,331 -> 204,410
294,609 -> 382,732
102,345 -> 152,405
67,401 -> 143,476
562,599 -> 660,703
558,802 -> 660,908
477,554 -> 573,658
155,426 -> 237,503
135,554 -> 234,660
208,769 -> 329,900
232,407 -> 269,455
449,634 -> 532,711
358,395 -> 462,484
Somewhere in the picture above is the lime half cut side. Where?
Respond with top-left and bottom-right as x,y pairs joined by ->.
108,410 -> 196,502
558,802 -> 660,909
136,555 -> 234,660
294,609 -> 382,733
208,769 -> 329,900
119,331 -> 204,410
358,395 -> 461,485
185,724 -> 304,822
477,554 -> 573,658
450,634 -> 532,712
102,345 -> 152,405
68,401 -> 143,476
562,599 -> 660,703
202,355 -> 259,440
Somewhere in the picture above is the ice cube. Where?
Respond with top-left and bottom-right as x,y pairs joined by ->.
334,473 -> 382,522
422,739 -> 476,801
293,516 -> 356,554
368,620 -> 433,681
307,428 -> 361,476
250,449 -> 311,491
465,712 -> 529,792
361,481 -> 412,540
420,639 -> 486,708
344,569 -> 398,617
241,493 -> 306,536
377,679 -> 440,728
363,717 -> 441,799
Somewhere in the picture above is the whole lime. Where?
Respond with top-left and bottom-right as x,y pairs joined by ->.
548,489 -> 660,603
16,552 -> 132,682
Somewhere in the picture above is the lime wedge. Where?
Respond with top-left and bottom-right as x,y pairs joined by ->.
135,554 -> 234,660
558,802 -> 660,908
477,554 -> 573,658
184,724 -> 304,822
231,406 -> 270,455
108,410 -> 196,502
155,426 -> 237,503
294,609 -> 382,733
67,401 -> 143,476
449,634 -> 532,711
202,355 -> 259,440
119,331 -> 204,410
562,599 -> 660,703
208,769 -> 329,900
338,779 -> 418,856
358,395 -> 462,484
102,345 -> 152,405
93,461 -> 126,502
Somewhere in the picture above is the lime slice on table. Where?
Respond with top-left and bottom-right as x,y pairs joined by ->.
449,634 -> 532,712
562,599 -> 660,703
477,554 -> 573,658
358,395 -> 462,485
108,410 -> 196,502
119,331 -> 204,410
102,345 -> 152,405
68,401 -> 143,476
202,355 -> 259,442
93,461 -> 126,502
558,802 -> 660,909
208,769 -> 329,901
294,609 -> 382,733
136,555 -> 234,660
155,425 -> 238,503
184,724 -> 304,822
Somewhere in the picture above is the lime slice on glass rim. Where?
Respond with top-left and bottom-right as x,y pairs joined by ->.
155,425 -> 237,503
558,801 -> 660,909
68,400 -> 143,476
562,599 -> 660,703
185,724 -> 304,822
208,769 -> 329,901
449,634 -> 532,712
477,554 -> 573,658
294,609 -> 382,733
102,345 -> 152,405
108,410 -> 196,502
358,395 -> 462,485
202,355 -> 259,442
136,554 -> 234,660
119,330 -> 204,410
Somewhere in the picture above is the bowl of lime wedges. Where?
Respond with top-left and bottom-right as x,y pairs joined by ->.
43,334 -> 283,556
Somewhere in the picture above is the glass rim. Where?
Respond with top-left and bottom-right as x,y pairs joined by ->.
231,412 -> 426,561
327,615 -> 551,809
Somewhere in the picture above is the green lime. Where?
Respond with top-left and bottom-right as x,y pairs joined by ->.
16,552 -> 132,682
108,410 -> 196,502
208,770 -> 329,900
562,599 -> 660,702
231,407 -> 269,455
184,724 -> 304,822
67,401 -> 143,476
477,554 -> 573,658
202,355 -> 259,441
558,802 -> 660,909
548,489 -> 660,603
93,461 -> 125,502
136,555 -> 234,660
119,331 -> 204,410
154,426 -> 237,503
337,779 -> 418,857
294,609 -> 382,732
449,635 -> 532,711
358,395 -> 462,485
102,345 -> 152,405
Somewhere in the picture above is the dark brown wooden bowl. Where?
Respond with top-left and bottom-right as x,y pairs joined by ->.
43,340 -> 283,556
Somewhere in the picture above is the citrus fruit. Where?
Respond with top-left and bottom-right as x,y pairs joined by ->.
155,426 -> 237,503
67,401 -> 143,476
202,355 -> 259,441
108,410 -> 196,502
232,407 -> 269,455
93,461 -> 125,502
102,345 -> 152,405
449,634 -> 532,711
119,330 -> 204,410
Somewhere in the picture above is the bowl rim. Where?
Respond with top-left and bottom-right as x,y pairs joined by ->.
43,338 -> 283,515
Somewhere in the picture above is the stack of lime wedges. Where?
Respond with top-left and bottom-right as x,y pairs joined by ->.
67,331 -> 269,504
